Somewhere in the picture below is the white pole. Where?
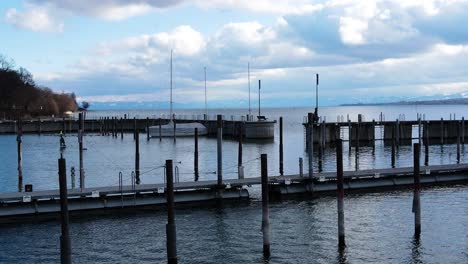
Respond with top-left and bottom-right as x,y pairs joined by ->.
170,50 -> 173,120
248,63 -> 251,118
204,66 -> 207,117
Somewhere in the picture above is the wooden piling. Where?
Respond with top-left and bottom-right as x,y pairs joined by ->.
413,143 -> 421,239
146,117 -> 150,141
17,119 -> 23,192
78,113 -> 84,191
38,118 -> 41,135
462,117 -> 465,144
238,125 -> 243,180
165,160 -> 178,264
299,157 -> 303,177
133,118 -> 137,140
457,121 -> 461,163
173,115 -> 176,143
336,139 -> 345,249
159,118 -> 162,142
194,128 -> 199,181
348,119 -> 352,152
391,124 -> 396,168
58,157 -> 71,264
279,117 -> 284,176
424,122 -> 429,166
135,129 -> 140,184
120,118 -> 123,139
217,115 -> 223,188
440,118 -> 444,145
260,154 -> 270,258
307,113 -> 314,181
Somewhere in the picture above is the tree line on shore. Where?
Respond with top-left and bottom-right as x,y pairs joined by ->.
0,55 -> 80,119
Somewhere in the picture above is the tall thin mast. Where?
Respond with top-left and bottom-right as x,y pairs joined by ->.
204,67 -> 207,117
248,63 -> 251,117
258,80 -> 261,117
315,73 -> 319,119
170,50 -> 173,120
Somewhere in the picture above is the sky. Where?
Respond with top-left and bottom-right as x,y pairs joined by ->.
2,0 -> 468,109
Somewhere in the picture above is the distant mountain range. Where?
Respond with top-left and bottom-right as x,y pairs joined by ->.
342,91 -> 468,106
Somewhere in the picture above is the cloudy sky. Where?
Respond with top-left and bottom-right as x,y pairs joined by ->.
2,0 -> 468,109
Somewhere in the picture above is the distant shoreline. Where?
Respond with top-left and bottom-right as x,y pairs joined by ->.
341,98 -> 468,106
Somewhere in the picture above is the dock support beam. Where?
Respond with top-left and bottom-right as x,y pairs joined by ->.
58,157 -> 71,264
261,154 -> 270,258
165,160 -> 178,264
413,143 -> 421,239
238,126 -> 243,180
307,113 -> 314,183
336,138 -> 345,249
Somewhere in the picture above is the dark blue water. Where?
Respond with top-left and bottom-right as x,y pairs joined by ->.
0,106 -> 467,263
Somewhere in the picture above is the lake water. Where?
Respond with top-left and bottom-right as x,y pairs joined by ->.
0,105 -> 467,263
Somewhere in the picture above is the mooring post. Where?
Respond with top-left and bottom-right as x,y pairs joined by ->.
457,121 -> 461,163
120,118 -> 123,139
307,113 -> 314,182
391,124 -> 396,168
279,116 -> 284,176
194,128 -> 199,181
260,153 -> 270,258
135,129 -> 140,184
413,143 -> 421,239
336,138 -> 345,249
217,115 -> 223,189
78,113 -> 85,192
424,121 -> 429,166
58,156 -> 71,264
146,117 -> 150,141
348,118 -> 352,152
159,118 -> 162,142
17,118 -> 23,192
238,125 -> 244,180
299,157 -> 303,177
133,118 -> 137,140
396,119 -> 400,147
173,114 -> 176,143
418,117 -> 422,148
440,118 -> 444,145
165,160 -> 178,264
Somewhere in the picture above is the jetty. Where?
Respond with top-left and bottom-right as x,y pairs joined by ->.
0,163 -> 467,222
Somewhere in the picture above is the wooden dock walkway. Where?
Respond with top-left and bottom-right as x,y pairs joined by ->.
1,163 -> 467,220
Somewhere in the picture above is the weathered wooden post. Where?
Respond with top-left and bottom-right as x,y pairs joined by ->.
307,113 -> 314,181
120,118 -> 124,139
58,156 -> 71,264
391,124 -> 396,168
165,160 -> 178,264
38,117 -> 41,135
260,153 -> 270,258
194,128 -> 199,181
418,118 -> 422,147
135,129 -> 140,184
462,117 -> 465,144
238,125 -> 244,179
17,118 -> 23,192
457,121 -> 461,163
413,143 -> 421,239
159,118 -> 162,142
440,118 -> 444,145
217,115 -> 223,189
133,118 -> 137,140
78,113 -> 84,191
336,138 -> 345,249
299,157 -> 303,177
396,119 -> 400,147
279,116 -> 284,176
173,115 -> 176,143
424,122 -> 429,166
146,117 -> 150,141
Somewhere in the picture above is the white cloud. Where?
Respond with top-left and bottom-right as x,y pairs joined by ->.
5,6 -> 64,32
339,17 -> 368,45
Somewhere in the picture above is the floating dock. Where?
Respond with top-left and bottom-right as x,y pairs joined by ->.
1,163 -> 466,222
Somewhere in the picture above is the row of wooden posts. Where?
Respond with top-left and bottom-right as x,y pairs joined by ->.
55,139 -> 424,263
15,111 -> 462,192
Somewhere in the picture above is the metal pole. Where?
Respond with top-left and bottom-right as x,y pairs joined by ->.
315,73 -> 319,117
217,115 -> 223,188
336,139 -> 345,249
194,128 -> 199,181
173,115 -> 176,143
204,67 -> 208,117
58,157 -> 71,264
279,117 -> 284,176
248,62 -> 251,117
413,143 -> 421,239
165,160 -> 178,264
260,154 -> 270,258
